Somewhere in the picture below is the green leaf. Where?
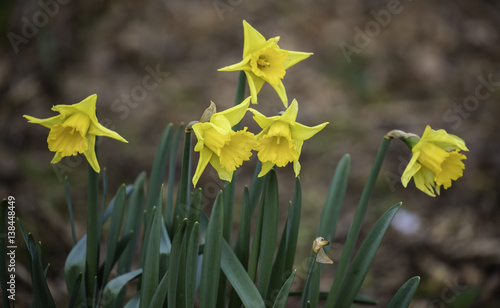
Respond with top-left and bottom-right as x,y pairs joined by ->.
101,269 -> 142,308
272,270 -> 296,308
102,184 -> 127,286
228,186 -> 252,307
310,155 -> 350,306
68,273 -> 83,308
334,202 -> 401,308
221,241 -> 265,308
300,250 -> 318,308
148,272 -> 169,308
64,235 -> 86,305
174,130 -> 192,231
199,191 -> 224,308
387,276 -> 420,308
140,206 -> 162,308
268,177 -> 302,304
28,235 -> 56,308
185,222 -> 200,308
326,138 -> 391,308
165,124 -> 184,227
167,219 -> 188,308
258,170 -> 279,298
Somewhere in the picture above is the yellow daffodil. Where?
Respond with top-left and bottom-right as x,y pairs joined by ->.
219,20 -> 313,107
24,94 -> 128,173
401,125 -> 468,197
249,99 -> 328,177
192,97 -> 256,186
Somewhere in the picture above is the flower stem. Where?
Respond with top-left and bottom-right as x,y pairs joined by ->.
86,140 -> 100,305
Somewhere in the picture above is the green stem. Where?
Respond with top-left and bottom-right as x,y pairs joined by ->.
86,141 -> 100,306
300,250 -> 318,308
325,137 -> 391,308
65,177 -> 77,246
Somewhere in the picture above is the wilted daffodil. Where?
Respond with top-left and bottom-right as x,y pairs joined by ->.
23,94 -> 128,173
192,97 -> 256,186
400,125 -> 468,197
219,20 -> 313,107
249,99 -> 328,177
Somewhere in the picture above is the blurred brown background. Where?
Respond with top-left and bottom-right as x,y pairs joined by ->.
1,0 -> 500,307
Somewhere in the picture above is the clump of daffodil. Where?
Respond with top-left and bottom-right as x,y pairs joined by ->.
395,125 -> 468,197
249,99 -> 328,177
219,20 -> 313,107
192,97 -> 256,186
23,94 -> 128,173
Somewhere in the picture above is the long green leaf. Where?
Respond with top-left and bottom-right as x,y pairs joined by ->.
221,241 -> 265,308
64,235 -> 86,305
228,186 -> 252,307
300,249 -> 318,308
185,222 -> 200,308
148,272 -> 169,308
173,130 -> 192,231
102,184 -> 127,286
326,138 -> 391,307
199,191 -> 224,308
258,170 -> 279,298
272,270 -> 296,308
68,273 -> 83,308
387,276 -> 420,308
310,155 -> 350,306
101,269 -> 142,308
29,235 -> 56,308
165,123 -> 184,227
140,205 -> 162,308
167,219 -> 188,308
334,202 -> 401,308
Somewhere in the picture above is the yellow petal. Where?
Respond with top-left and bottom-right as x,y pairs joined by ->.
401,154 -> 421,187
284,51 -> 313,69
434,150 -> 466,189
210,154 -> 233,182
280,99 -> 299,124
88,121 -> 128,143
291,121 -> 329,141
242,20 -> 268,57
193,147 -> 213,187
258,161 -> 275,177
217,96 -> 251,127
270,80 -> 288,107
24,114 -> 62,129
245,71 -> 266,104
83,134 -> 100,173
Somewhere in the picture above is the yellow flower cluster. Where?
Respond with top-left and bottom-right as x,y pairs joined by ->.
193,21 -> 328,186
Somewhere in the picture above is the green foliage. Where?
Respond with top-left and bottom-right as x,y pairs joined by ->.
16,54 -> 424,308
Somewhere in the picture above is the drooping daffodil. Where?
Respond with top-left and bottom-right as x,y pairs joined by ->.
219,20 -> 313,107
249,99 -> 328,177
401,125 -> 468,197
23,94 -> 128,173
192,97 -> 256,186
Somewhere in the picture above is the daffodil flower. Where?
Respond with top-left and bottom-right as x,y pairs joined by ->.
192,97 -> 256,186
401,125 -> 468,197
219,20 -> 313,107
24,94 -> 128,173
249,99 -> 328,177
